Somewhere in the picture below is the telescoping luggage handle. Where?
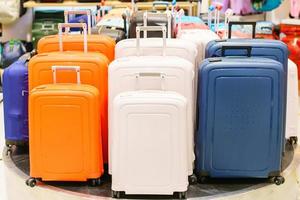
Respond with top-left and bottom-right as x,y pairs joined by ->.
136,26 -> 167,56
143,12 -> 172,38
58,23 -> 88,53
135,72 -> 166,91
228,21 -> 257,39
52,66 -> 81,84
64,10 -> 92,35
221,46 -> 252,57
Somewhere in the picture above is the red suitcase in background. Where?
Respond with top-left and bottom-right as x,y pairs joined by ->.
280,19 -> 300,79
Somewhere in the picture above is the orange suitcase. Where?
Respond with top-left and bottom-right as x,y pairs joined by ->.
29,23 -> 110,164
27,66 -> 103,186
37,23 -> 116,62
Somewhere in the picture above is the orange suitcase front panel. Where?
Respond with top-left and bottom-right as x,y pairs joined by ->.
29,52 -> 109,163
37,34 -> 116,62
29,84 -> 103,181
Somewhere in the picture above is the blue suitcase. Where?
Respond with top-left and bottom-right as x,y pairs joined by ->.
3,53 -> 30,147
196,57 -> 285,184
205,39 -> 289,152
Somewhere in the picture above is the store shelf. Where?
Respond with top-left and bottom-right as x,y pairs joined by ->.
24,0 -> 197,15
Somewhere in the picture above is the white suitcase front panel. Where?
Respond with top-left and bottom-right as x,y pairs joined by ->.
115,38 -> 198,66
111,91 -> 188,195
108,56 -> 195,175
286,59 -> 299,140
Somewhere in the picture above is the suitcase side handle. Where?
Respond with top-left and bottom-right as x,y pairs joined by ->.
136,26 -> 167,56
221,46 -> 252,57
228,21 -> 256,39
135,72 -> 166,91
143,12 -> 172,38
52,66 -> 81,84
58,23 -> 88,53
64,10 -> 92,35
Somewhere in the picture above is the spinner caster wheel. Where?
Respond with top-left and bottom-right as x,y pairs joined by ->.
188,174 -> 198,185
25,178 -> 37,187
111,190 -> 121,198
89,178 -> 101,186
273,176 -> 285,185
6,148 -> 12,156
198,176 -> 207,184
289,136 -> 298,145
178,191 -> 187,199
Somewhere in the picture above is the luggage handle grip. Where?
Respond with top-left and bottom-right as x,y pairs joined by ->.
228,21 -> 256,39
136,26 -> 167,56
58,23 -> 88,53
221,46 -> 252,57
143,12 -> 172,38
52,66 -> 81,84
152,1 -> 170,10
135,72 -> 166,91
64,10 -> 92,35
41,24 -> 55,30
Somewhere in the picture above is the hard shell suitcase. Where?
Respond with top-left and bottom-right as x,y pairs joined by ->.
28,66 -> 103,184
37,21 -> 115,62
129,11 -> 175,38
3,53 -> 30,146
92,26 -> 126,42
116,26 -> 198,66
109,56 -> 195,176
111,91 -> 188,196
29,23 -> 110,164
205,39 -> 289,150
196,57 -> 284,180
286,59 -> 299,144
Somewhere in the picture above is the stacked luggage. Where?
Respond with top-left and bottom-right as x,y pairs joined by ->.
2,3 -> 296,199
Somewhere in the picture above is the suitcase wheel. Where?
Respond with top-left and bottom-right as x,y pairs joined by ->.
111,190 -> 121,198
198,176 -> 208,184
5,148 -> 12,156
288,136 -> 298,145
89,178 -> 101,187
272,176 -> 285,186
25,178 -> 37,187
188,174 -> 198,185
178,191 -> 187,199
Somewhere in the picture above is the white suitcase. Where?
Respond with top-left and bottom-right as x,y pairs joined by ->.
111,91 -> 188,197
286,59 -> 299,144
115,26 -> 198,67
108,56 -> 195,176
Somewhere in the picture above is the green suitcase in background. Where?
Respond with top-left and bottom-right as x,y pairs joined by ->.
31,10 -> 64,49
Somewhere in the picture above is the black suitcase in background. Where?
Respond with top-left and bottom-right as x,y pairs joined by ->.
128,11 -> 175,38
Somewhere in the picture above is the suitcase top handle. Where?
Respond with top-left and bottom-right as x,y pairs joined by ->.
52,66 -> 81,84
64,10 -> 92,35
143,12 -> 172,39
221,46 -> 252,57
136,26 -> 167,56
135,72 -> 166,91
228,21 -> 256,39
152,1 -> 170,11
58,23 -> 88,53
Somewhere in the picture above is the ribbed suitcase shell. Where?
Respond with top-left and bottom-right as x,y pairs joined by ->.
116,38 -> 198,66
108,56 -> 195,175
29,52 -> 110,163
29,83 -> 103,181
37,34 -> 115,62
111,91 -> 188,195
196,57 -> 284,178
3,59 -> 28,145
